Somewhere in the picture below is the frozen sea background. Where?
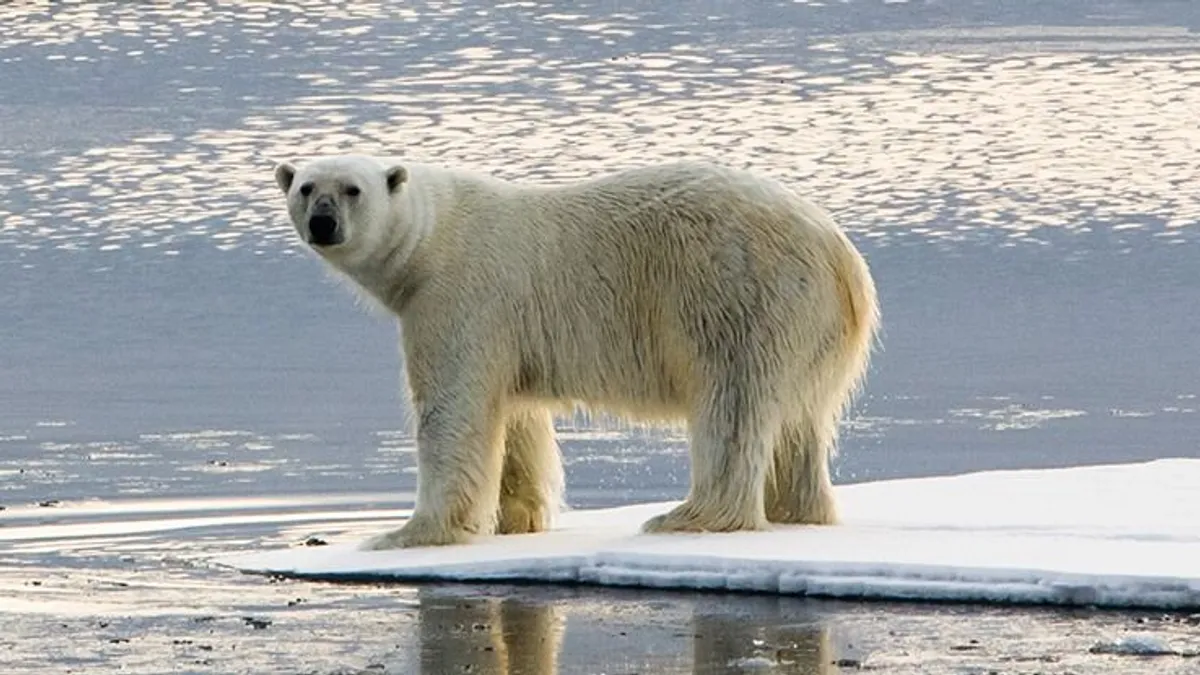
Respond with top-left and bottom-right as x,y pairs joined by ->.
2,1 -> 1199,673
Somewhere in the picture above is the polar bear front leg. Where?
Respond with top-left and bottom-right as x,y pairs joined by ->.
360,393 -> 507,551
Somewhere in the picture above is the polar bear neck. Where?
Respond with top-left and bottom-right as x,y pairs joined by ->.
332,162 -> 489,316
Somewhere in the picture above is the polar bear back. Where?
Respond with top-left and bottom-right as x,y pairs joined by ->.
391,161 -> 865,420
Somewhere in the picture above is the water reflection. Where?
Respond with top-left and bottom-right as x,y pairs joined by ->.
417,590 -> 565,675
413,587 -> 842,674
690,600 -> 839,675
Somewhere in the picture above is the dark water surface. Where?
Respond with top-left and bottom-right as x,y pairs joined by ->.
2,1 -> 1199,673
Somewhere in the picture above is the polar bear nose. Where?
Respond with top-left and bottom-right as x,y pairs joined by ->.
308,213 -> 341,246
307,198 -> 342,247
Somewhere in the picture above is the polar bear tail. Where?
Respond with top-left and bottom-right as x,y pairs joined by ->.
829,228 -> 880,403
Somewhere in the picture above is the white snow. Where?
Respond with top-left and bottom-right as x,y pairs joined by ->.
215,459 -> 1200,610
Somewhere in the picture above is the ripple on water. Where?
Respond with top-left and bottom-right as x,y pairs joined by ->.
0,428 -> 416,503
0,3 -> 1197,260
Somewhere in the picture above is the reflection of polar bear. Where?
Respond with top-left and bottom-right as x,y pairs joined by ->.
274,155 -> 879,550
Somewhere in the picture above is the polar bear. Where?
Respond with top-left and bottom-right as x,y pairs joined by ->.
273,154 -> 879,550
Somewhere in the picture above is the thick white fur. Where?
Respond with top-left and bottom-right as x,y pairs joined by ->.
273,154 -> 880,550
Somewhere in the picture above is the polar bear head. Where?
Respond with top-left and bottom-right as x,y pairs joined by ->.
274,154 -> 408,253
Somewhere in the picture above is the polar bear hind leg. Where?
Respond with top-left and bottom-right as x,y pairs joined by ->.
496,409 -> 564,535
765,416 -> 840,525
641,349 -> 780,534
766,223 -> 878,526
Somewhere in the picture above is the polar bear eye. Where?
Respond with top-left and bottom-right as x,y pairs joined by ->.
344,185 -> 361,197
299,182 -> 314,197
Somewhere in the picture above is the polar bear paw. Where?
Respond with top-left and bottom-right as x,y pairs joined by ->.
358,517 -> 473,551
497,497 -> 554,535
640,501 -> 768,535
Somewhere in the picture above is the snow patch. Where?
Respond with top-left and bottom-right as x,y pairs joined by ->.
214,460 -> 1200,610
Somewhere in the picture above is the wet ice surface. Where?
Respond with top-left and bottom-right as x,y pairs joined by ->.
5,497 -> 1200,674
2,0 -> 1200,672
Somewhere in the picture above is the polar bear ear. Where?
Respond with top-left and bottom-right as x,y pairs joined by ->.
385,165 -> 408,194
274,161 -> 298,194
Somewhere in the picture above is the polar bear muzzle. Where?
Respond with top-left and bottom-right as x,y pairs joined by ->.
307,195 -> 343,247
